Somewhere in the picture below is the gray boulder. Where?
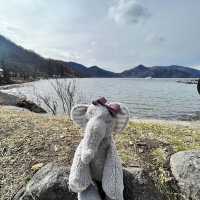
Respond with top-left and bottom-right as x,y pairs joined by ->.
170,150 -> 200,200
13,163 -> 77,200
123,168 -> 163,200
13,163 -> 163,200
0,91 -> 46,113
16,98 -> 46,113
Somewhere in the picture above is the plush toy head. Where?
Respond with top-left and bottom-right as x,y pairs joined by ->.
71,97 -> 129,164
71,97 -> 129,133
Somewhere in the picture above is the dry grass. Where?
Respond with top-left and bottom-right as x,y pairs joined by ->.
0,107 -> 81,200
0,106 -> 200,199
117,122 -> 200,166
117,122 -> 200,199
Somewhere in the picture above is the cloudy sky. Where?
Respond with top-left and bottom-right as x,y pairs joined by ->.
0,0 -> 200,72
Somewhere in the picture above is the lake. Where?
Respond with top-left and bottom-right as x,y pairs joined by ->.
3,78 -> 200,121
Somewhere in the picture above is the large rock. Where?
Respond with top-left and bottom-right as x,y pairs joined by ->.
0,91 -> 46,113
170,150 -> 200,200
13,163 -> 163,200
0,91 -> 18,105
16,98 -> 46,113
13,163 -> 77,200
123,168 -> 163,200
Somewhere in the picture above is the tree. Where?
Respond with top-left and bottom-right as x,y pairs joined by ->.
33,79 -> 85,116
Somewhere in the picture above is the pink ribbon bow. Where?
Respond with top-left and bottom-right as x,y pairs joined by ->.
92,97 -> 123,117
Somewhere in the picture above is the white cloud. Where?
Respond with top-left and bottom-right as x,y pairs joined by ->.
109,0 -> 150,24
145,34 -> 166,45
1,0 -> 200,71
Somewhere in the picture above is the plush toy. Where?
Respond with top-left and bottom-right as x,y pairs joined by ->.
69,97 -> 129,200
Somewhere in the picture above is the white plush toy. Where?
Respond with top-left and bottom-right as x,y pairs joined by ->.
69,97 -> 129,200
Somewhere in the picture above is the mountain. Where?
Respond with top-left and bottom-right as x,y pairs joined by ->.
87,66 -> 119,77
0,35 -> 118,78
64,62 -> 90,77
64,62 -> 119,77
1,34 -> 200,78
0,35 -> 79,77
121,64 -> 200,78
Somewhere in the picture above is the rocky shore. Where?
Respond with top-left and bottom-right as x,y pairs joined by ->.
0,91 -> 46,113
0,107 -> 200,200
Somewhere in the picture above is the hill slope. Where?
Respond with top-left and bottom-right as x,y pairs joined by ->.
0,35 -> 79,77
0,35 -> 118,78
65,62 -> 119,77
87,65 -> 119,77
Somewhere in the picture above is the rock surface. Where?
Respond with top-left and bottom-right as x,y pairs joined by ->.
13,163 -> 77,200
16,98 -> 46,113
13,163 -> 163,200
123,168 -> 163,200
2,105 -> 30,112
170,150 -> 200,200
0,91 -> 46,113
0,91 -> 18,105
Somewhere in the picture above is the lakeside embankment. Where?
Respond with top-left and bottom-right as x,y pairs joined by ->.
0,106 -> 200,199
0,91 -> 46,113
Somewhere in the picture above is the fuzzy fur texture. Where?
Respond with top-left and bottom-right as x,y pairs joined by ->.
69,103 -> 129,200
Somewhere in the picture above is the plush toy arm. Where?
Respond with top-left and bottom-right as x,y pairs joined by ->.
102,140 -> 124,200
69,140 -> 92,192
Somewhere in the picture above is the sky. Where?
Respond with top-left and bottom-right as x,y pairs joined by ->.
0,0 -> 200,72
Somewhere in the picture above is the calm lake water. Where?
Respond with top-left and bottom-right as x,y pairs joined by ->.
4,78 -> 200,121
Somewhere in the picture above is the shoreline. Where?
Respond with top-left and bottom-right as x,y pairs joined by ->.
0,91 -> 46,113
0,81 -> 33,91
0,79 -> 200,124
0,91 -> 200,125
130,118 -> 200,129
1,104 -> 200,129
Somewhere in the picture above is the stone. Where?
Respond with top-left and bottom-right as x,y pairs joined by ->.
13,163 -> 77,200
31,163 -> 44,172
123,168 -> 164,200
16,99 -> 46,113
13,163 -> 164,200
170,150 -> 200,200
0,91 -> 46,113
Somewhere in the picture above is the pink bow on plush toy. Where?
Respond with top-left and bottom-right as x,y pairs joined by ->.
92,97 -> 123,117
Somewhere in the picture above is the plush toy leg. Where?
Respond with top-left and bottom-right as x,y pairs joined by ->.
78,184 -> 102,200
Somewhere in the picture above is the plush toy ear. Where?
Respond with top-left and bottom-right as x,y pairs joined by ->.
112,103 -> 129,133
70,104 -> 88,128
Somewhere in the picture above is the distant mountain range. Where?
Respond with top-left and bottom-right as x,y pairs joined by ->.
0,34 -> 200,78
121,64 -> 200,78
63,62 -> 119,77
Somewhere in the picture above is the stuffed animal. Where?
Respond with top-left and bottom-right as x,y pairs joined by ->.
69,97 -> 129,200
